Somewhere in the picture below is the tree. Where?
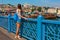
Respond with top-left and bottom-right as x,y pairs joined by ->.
37,7 -> 42,12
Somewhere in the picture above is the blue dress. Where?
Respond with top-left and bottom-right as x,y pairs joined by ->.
13,13 -> 21,23
8,13 -> 21,23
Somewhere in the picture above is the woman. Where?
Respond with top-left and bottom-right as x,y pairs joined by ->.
15,4 -> 27,39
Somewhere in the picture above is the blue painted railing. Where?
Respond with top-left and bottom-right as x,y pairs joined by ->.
0,14 -> 60,40
41,20 -> 60,40
0,16 -> 8,30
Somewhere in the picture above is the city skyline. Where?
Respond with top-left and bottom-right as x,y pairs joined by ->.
0,0 -> 60,7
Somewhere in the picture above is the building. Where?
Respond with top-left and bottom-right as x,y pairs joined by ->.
57,8 -> 60,14
0,4 -> 16,12
47,7 -> 57,13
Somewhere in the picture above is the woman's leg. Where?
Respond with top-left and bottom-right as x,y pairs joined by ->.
15,23 -> 20,38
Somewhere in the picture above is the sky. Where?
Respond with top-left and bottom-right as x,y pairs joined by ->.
0,0 -> 60,7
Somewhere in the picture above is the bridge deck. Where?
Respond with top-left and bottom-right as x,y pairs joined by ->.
0,27 -> 26,40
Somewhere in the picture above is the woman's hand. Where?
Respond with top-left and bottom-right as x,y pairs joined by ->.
21,16 -> 27,20
24,17 -> 27,20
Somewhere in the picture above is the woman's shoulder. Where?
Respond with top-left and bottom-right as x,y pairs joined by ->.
16,9 -> 21,13
16,9 -> 21,11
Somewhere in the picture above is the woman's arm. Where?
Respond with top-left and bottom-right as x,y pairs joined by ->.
17,9 -> 27,19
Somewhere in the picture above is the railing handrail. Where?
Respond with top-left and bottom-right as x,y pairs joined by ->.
42,19 -> 60,24
0,16 -> 8,18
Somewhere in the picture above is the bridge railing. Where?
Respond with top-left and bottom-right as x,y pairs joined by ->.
0,16 -> 8,30
0,13 -> 60,40
41,20 -> 60,40
8,14 -> 40,40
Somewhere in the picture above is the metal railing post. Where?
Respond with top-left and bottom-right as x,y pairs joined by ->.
36,15 -> 43,40
8,14 -> 11,32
